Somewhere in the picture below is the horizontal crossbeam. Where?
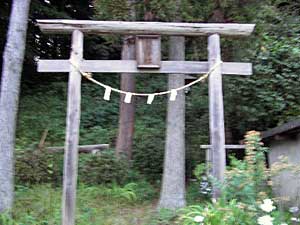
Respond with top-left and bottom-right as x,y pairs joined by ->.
46,144 -> 109,153
37,20 -> 255,36
38,60 -> 252,75
200,144 -> 246,149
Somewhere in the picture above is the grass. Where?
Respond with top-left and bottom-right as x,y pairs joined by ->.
2,184 -> 179,225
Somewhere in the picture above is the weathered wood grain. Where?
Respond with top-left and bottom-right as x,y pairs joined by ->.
200,144 -> 246,149
38,60 -> 252,75
208,34 -> 226,199
136,35 -> 161,68
36,20 -> 255,36
62,30 -> 83,225
159,36 -> 186,209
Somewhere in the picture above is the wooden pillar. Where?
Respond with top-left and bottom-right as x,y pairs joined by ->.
208,34 -> 226,199
62,30 -> 83,225
205,148 -> 212,176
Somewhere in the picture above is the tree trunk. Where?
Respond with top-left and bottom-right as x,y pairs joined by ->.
0,0 -> 31,213
115,36 -> 136,160
158,37 -> 186,209
115,0 -> 136,160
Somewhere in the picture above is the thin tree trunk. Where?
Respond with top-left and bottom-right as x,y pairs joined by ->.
159,0 -> 186,207
115,36 -> 136,160
115,0 -> 136,160
0,0 -> 31,212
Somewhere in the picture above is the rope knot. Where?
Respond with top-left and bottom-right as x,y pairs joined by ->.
83,72 -> 93,79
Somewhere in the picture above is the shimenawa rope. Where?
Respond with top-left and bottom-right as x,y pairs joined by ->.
69,59 -> 222,104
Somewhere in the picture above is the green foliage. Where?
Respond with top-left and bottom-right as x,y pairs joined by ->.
132,119 -> 165,181
179,131 -> 290,225
17,82 -> 67,149
93,0 -> 133,20
0,213 -> 16,225
194,163 -> 207,181
12,185 -> 62,225
179,199 -> 256,225
124,74 -> 168,181
129,179 -> 158,201
80,183 -> 138,202
179,198 -> 291,225
106,183 -> 137,202
15,148 -> 137,187
3,0 -> 300,201
79,150 -> 130,185
224,1 -> 300,136
79,180 -> 156,203
0,183 -> 156,225
147,208 -> 177,225
223,131 -> 270,204
15,150 -> 62,185
186,181 -> 209,204
188,163 -> 212,201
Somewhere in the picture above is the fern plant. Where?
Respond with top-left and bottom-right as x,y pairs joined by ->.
0,213 -> 16,225
105,183 -> 138,202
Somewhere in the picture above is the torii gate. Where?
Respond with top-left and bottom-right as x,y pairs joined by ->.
36,20 -> 255,225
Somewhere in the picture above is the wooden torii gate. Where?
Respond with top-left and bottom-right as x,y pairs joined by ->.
36,20 -> 255,225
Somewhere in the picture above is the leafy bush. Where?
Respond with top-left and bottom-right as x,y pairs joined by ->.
105,183 -> 138,201
79,180 -> 156,203
80,183 -> 138,202
132,120 -> 165,181
16,149 -> 134,187
147,208 -> 178,225
15,149 -> 63,185
0,213 -> 16,225
131,179 -> 158,202
187,163 -> 212,202
180,199 -> 256,225
78,150 -> 130,185
179,131 -> 290,225
223,131 -> 270,204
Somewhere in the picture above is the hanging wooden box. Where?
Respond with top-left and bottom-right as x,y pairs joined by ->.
136,35 -> 161,69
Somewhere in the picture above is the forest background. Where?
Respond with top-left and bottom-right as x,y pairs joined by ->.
1,0 -> 300,182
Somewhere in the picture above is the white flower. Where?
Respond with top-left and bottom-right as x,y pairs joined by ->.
291,217 -> 300,222
194,215 -> 204,223
289,206 -> 299,213
280,223 -> 288,225
258,215 -> 274,225
260,199 -> 276,213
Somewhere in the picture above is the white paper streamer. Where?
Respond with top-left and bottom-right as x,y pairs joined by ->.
103,86 -> 112,101
147,94 -> 155,104
124,93 -> 133,103
170,89 -> 177,101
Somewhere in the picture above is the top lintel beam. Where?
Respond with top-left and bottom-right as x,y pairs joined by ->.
36,20 -> 255,37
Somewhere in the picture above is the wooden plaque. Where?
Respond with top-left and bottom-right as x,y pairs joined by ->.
136,35 -> 161,69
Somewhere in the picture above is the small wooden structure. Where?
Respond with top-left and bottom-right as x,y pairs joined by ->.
262,119 -> 300,209
45,144 -> 109,154
36,19 -> 255,225
136,35 -> 161,68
